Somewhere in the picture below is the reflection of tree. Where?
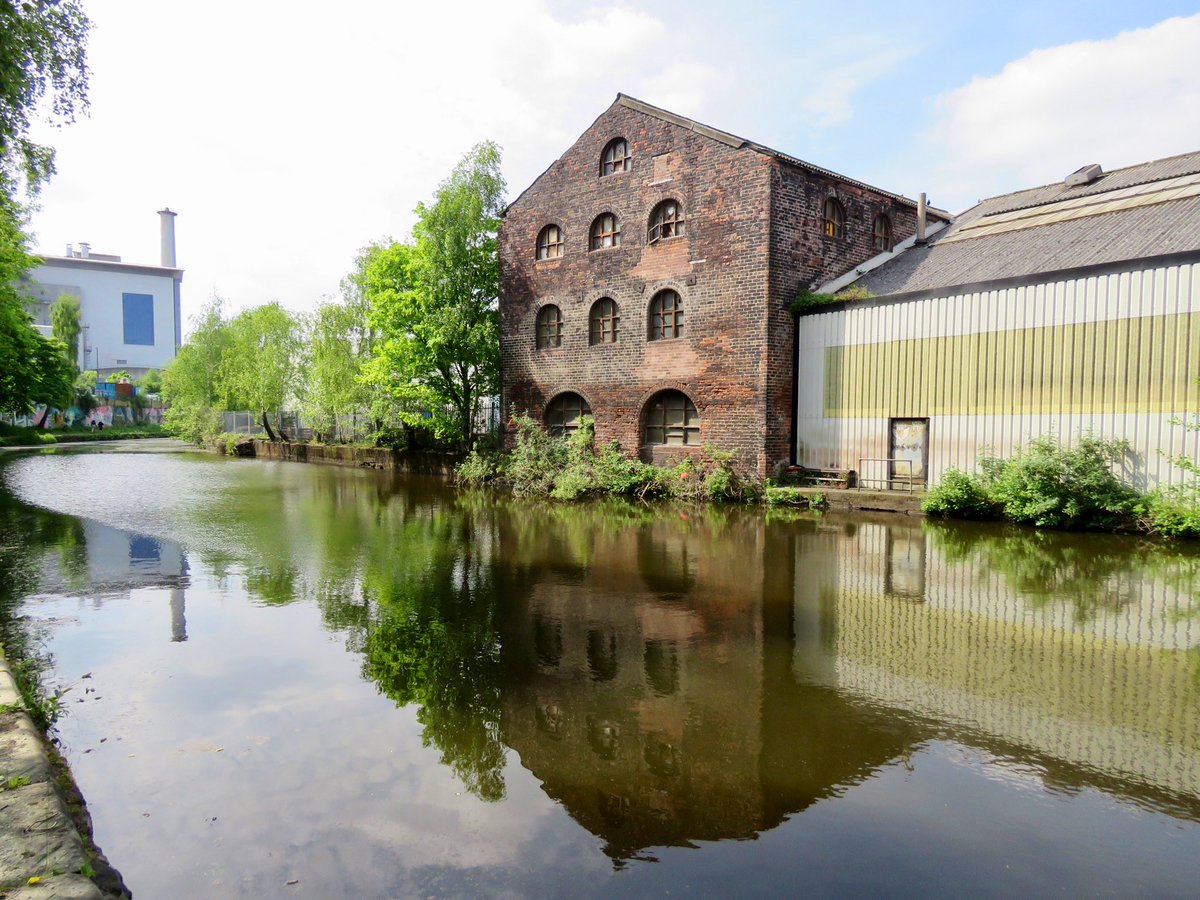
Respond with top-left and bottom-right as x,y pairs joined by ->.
245,566 -> 299,606
365,605 -> 505,801
0,472 -> 91,719
927,521 -> 1200,623
359,507 -> 507,802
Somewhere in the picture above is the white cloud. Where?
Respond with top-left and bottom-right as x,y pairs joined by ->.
927,13 -> 1200,211
799,45 -> 917,128
26,1 -> 722,328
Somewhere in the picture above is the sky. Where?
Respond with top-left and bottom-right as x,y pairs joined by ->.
24,0 -> 1200,331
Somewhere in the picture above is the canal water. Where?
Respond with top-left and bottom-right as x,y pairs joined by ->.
1,442 -> 1198,898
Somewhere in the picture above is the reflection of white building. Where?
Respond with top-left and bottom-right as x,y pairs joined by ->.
81,520 -> 186,586
22,210 -> 183,379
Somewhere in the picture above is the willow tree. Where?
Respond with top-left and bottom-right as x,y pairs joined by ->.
162,298 -> 235,443
364,142 -> 505,449
219,302 -> 302,441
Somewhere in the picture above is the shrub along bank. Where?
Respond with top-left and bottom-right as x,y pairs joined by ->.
458,415 -> 824,508
922,435 -> 1200,538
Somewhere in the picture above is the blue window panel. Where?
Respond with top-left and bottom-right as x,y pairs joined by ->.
122,293 -> 155,345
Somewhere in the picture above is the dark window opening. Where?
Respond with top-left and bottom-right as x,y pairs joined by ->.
590,213 -> 621,250
535,305 -> 562,349
601,138 -> 631,176
546,392 -> 591,435
873,214 -> 893,252
823,197 -> 845,239
537,224 -> 564,260
644,390 -> 699,446
589,298 -> 619,345
647,289 -> 682,340
648,200 -> 685,243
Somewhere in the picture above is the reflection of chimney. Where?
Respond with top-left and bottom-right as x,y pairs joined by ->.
79,241 -> 91,259
158,208 -> 177,267
170,587 -> 187,642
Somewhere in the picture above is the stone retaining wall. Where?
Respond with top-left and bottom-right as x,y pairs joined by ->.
250,440 -> 461,475
0,658 -> 127,898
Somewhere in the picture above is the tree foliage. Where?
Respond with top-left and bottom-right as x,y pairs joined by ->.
162,298 -> 234,443
0,192 -> 73,417
49,292 -> 81,368
364,141 -> 505,448
302,299 -> 372,442
220,302 -> 302,439
0,0 -> 90,192
0,0 -> 90,420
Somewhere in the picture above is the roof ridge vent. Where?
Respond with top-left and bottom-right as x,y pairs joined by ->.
1064,163 -> 1103,186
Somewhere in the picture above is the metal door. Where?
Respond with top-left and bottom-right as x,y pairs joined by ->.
889,418 -> 928,487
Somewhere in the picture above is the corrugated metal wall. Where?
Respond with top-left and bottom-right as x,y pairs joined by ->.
796,261 -> 1200,488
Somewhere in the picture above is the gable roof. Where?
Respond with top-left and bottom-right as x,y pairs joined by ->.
504,94 -> 949,218
616,95 -> 949,216
852,150 -> 1200,299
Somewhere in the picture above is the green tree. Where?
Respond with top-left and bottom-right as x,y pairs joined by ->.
162,298 -> 235,443
364,142 -> 505,449
49,292 -> 81,369
137,369 -> 163,394
301,300 -> 370,442
220,302 -> 302,441
0,196 -> 73,420
0,0 -> 90,191
0,0 -> 90,423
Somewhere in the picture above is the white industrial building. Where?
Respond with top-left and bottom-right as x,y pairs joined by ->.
23,209 -> 183,379
795,151 -> 1200,491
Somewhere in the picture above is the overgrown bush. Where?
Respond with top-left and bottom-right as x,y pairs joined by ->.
921,468 -> 996,519
457,414 -> 757,503
1140,488 -> 1200,539
923,436 -> 1138,530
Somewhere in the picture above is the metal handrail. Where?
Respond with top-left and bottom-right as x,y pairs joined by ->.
857,457 -> 923,492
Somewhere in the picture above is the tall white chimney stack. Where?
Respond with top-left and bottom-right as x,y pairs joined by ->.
916,192 -> 928,243
158,208 -> 177,267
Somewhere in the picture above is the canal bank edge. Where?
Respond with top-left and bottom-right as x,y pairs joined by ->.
0,655 -> 129,900
241,440 -> 928,514
247,439 -> 462,474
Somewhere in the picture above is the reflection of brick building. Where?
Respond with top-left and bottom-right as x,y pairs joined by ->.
499,95 -> 944,475
492,506 -> 1200,860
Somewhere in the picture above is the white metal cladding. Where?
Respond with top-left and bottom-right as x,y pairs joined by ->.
795,261 -> 1200,489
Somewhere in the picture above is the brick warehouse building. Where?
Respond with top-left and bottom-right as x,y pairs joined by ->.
499,95 -> 947,476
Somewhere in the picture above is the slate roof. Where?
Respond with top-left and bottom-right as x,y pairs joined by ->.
855,150 -> 1200,298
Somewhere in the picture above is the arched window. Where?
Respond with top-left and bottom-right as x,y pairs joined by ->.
535,305 -> 562,349
536,224 -> 564,260
643,390 -> 699,445
590,213 -> 621,250
545,392 -> 591,435
648,200 -> 685,243
647,289 -> 682,340
823,198 -> 845,239
601,138 -> 630,176
589,298 -> 619,345
873,214 -> 893,252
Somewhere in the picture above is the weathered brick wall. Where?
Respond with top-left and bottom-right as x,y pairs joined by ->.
765,165 -> 922,470
500,101 -> 774,474
500,97 -> 925,477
